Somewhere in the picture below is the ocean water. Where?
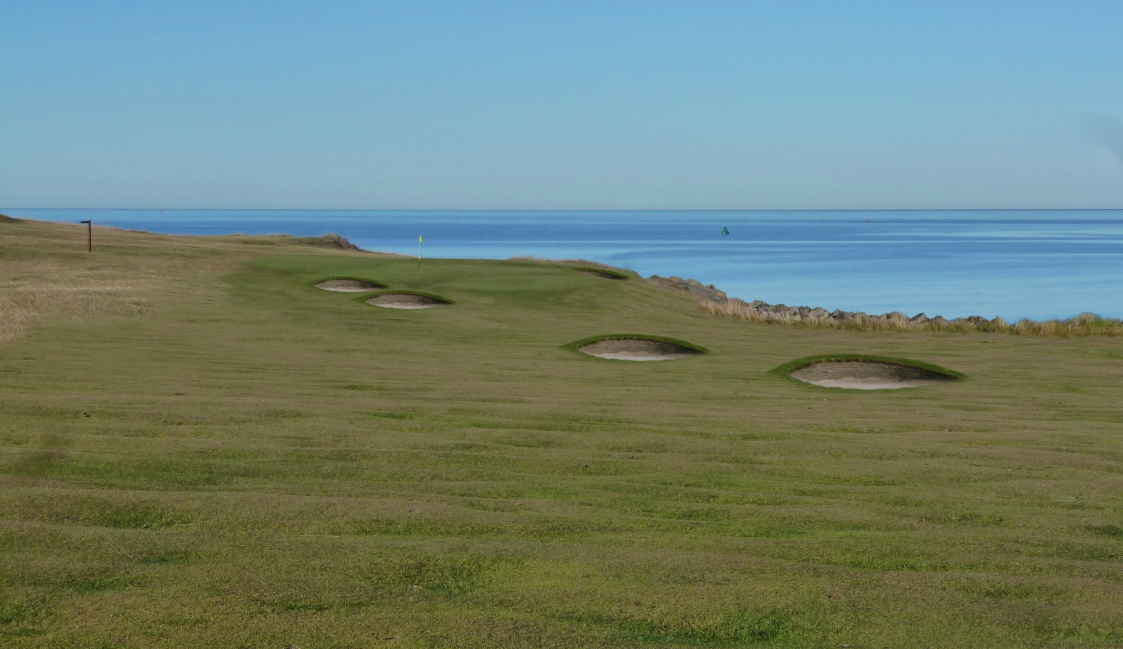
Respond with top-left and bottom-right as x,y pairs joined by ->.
6,208 -> 1123,321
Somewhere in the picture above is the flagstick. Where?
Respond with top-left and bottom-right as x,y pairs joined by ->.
418,237 -> 421,268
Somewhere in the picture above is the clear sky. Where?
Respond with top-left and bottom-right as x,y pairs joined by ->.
2,1 -> 1122,210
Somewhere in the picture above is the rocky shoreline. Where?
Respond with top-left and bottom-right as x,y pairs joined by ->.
647,275 -> 1006,328
645,273 -> 1121,336
731,299 -> 998,327
646,275 -> 730,304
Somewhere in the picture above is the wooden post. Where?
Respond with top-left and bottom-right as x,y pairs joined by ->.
80,220 -> 92,252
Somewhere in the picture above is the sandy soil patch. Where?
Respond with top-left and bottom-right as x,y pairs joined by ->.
791,360 -> 956,390
578,338 -> 702,361
315,279 -> 385,292
366,293 -> 450,309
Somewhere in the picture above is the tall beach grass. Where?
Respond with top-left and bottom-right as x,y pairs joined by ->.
702,298 -> 1123,337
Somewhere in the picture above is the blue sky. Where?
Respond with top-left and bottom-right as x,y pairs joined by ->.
2,1 -> 1122,209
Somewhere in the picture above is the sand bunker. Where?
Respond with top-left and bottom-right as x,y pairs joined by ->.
365,293 -> 451,309
315,279 -> 385,292
577,338 -> 702,361
790,360 -> 957,390
577,268 -> 627,280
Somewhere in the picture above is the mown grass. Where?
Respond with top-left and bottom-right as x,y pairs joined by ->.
1,217 -> 1123,647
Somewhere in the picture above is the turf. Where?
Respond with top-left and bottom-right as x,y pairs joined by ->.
2,219 -> 1123,648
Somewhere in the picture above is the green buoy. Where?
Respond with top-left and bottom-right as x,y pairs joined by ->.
721,227 -> 729,236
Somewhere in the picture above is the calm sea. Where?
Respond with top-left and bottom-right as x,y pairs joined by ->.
6,208 -> 1123,321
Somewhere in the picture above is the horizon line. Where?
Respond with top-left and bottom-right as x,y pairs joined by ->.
6,207 -> 1123,213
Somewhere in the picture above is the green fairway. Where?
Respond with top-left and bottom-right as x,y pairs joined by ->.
2,220 -> 1122,648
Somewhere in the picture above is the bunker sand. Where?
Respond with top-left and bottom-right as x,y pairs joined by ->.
791,360 -> 957,390
366,292 -> 451,309
578,338 -> 702,361
577,269 -> 627,280
315,278 -> 385,292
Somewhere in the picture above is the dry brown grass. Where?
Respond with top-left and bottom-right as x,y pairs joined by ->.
507,256 -> 624,271
0,269 -> 152,344
319,232 -> 363,251
703,297 -> 1123,337
0,226 -> 160,343
0,218 -> 373,345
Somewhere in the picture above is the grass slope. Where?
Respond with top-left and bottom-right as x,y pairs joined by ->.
1,219 -> 1123,648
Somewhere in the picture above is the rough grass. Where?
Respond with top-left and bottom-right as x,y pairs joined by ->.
0,226 -> 154,343
508,256 -> 627,273
319,232 -> 363,251
2,218 -> 1123,647
0,220 -> 374,346
703,298 -> 1123,337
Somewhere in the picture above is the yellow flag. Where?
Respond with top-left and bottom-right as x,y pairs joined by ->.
419,235 -> 423,243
